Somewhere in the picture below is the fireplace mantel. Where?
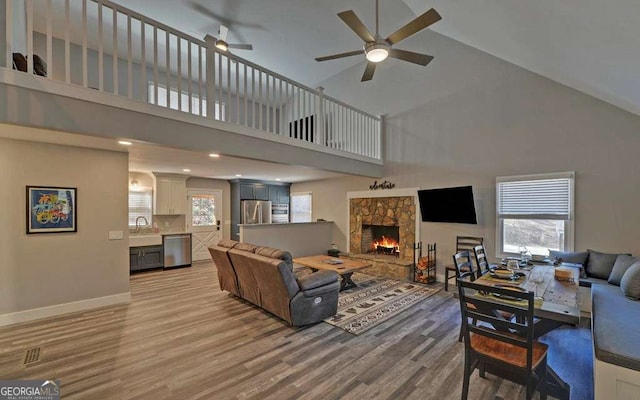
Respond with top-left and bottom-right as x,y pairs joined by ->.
347,188 -> 421,200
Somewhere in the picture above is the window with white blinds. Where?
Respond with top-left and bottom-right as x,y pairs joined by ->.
497,177 -> 571,219
291,192 -> 312,223
496,172 -> 574,256
128,190 -> 153,227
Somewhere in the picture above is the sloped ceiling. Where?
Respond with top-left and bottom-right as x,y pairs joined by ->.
113,0 -> 640,117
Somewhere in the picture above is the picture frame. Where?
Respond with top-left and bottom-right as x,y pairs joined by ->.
26,186 -> 77,234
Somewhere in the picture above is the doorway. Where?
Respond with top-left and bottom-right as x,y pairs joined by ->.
187,189 -> 222,261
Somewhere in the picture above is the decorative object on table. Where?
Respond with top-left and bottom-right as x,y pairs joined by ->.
327,243 -> 340,257
554,266 -> 575,282
324,273 -> 440,335
26,186 -> 77,234
519,245 -> 533,264
414,242 -> 436,284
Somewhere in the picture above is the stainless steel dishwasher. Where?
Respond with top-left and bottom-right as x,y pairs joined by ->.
163,233 -> 192,269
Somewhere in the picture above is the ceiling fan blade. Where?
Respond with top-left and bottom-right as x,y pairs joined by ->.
218,25 -> 229,41
228,43 -> 253,50
315,50 -> 363,62
386,8 -> 441,45
361,62 -> 376,82
338,10 -> 375,43
389,49 -> 434,66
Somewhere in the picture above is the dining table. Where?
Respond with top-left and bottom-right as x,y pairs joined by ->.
468,263 -> 581,400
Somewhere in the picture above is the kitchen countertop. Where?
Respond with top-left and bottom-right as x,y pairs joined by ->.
238,221 -> 333,227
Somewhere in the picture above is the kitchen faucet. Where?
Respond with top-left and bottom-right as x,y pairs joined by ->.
135,216 -> 149,233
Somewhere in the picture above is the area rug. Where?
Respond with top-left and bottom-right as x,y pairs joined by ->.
323,273 -> 440,335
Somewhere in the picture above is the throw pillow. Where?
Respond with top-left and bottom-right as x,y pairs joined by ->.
609,254 -> 639,286
586,249 -> 626,280
620,262 -> 640,300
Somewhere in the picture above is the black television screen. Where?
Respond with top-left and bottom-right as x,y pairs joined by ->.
418,186 -> 477,224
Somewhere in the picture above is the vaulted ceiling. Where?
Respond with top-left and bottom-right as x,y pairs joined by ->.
112,0 -> 640,117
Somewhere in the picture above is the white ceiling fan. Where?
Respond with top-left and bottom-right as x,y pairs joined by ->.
210,25 -> 253,52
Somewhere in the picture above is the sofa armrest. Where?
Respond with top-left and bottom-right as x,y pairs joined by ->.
297,271 -> 339,291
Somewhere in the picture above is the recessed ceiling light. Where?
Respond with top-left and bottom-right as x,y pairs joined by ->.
209,153 -> 220,158
275,178 -> 281,181
183,169 -> 191,172
118,140 -> 132,146
235,174 -> 242,177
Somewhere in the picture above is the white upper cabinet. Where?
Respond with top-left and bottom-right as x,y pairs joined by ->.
154,176 -> 187,215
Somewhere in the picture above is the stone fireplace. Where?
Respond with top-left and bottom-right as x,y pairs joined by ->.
345,188 -> 420,280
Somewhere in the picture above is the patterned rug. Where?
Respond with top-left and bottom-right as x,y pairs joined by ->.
323,273 -> 440,335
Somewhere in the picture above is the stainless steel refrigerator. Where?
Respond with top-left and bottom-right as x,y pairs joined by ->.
241,200 -> 272,224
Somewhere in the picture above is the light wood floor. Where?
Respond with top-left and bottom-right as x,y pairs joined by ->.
0,261 -> 593,400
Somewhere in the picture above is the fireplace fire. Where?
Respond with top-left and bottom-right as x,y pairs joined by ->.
362,225 -> 400,257
371,236 -> 400,255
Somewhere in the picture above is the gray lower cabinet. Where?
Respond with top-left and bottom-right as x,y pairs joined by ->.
130,245 -> 164,272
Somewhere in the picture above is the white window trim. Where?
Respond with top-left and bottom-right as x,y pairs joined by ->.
291,191 -> 313,223
496,171 -> 575,258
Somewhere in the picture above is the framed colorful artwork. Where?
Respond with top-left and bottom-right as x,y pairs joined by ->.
26,186 -> 77,234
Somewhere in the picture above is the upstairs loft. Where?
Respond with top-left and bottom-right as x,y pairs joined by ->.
0,0 -> 383,178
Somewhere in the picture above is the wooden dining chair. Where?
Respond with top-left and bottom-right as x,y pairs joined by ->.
452,251 -> 477,342
457,280 -> 548,400
473,244 -> 498,279
445,236 -> 483,291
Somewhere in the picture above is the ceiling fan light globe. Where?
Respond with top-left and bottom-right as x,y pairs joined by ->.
366,48 -> 388,62
215,39 -> 229,52
364,42 -> 390,63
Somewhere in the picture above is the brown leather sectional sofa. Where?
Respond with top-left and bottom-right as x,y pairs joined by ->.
208,239 -> 340,326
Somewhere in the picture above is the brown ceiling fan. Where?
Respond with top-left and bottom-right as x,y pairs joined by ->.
315,0 -> 441,82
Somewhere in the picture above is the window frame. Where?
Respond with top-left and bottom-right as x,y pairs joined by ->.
290,192 -> 313,223
496,171 -> 575,258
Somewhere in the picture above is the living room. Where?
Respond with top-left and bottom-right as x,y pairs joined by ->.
1,0 -> 640,399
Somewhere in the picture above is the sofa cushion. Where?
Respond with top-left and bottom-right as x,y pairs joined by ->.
548,250 -> 588,278
255,246 -> 293,271
234,242 -> 259,252
609,255 -> 640,286
620,262 -> 640,301
586,249 -> 623,280
217,239 -> 239,249
592,283 -> 640,371
548,250 -> 589,265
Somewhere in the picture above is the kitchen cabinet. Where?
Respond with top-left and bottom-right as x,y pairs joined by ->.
229,179 -> 291,240
154,177 -> 187,214
269,185 -> 290,204
240,183 -> 268,200
130,245 -> 164,272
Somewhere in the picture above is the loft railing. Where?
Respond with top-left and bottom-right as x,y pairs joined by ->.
2,0 -> 382,160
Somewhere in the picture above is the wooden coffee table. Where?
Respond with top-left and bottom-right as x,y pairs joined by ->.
293,255 -> 371,291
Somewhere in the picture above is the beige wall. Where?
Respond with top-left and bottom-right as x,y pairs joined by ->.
187,177 -> 231,240
292,176 -> 371,251
299,30 -> 640,277
0,134 -> 130,316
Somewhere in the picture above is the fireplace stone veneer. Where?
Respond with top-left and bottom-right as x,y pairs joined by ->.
349,195 -> 416,263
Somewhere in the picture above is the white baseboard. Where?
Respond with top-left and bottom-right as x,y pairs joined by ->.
0,292 -> 131,327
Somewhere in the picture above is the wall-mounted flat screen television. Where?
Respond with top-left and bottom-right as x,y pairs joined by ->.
418,186 -> 477,224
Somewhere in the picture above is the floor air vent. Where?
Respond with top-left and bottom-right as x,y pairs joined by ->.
23,347 -> 42,366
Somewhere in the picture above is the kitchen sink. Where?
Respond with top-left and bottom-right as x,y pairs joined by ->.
129,234 -> 162,247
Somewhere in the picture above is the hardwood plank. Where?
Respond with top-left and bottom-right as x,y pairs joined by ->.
0,260 -> 592,400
